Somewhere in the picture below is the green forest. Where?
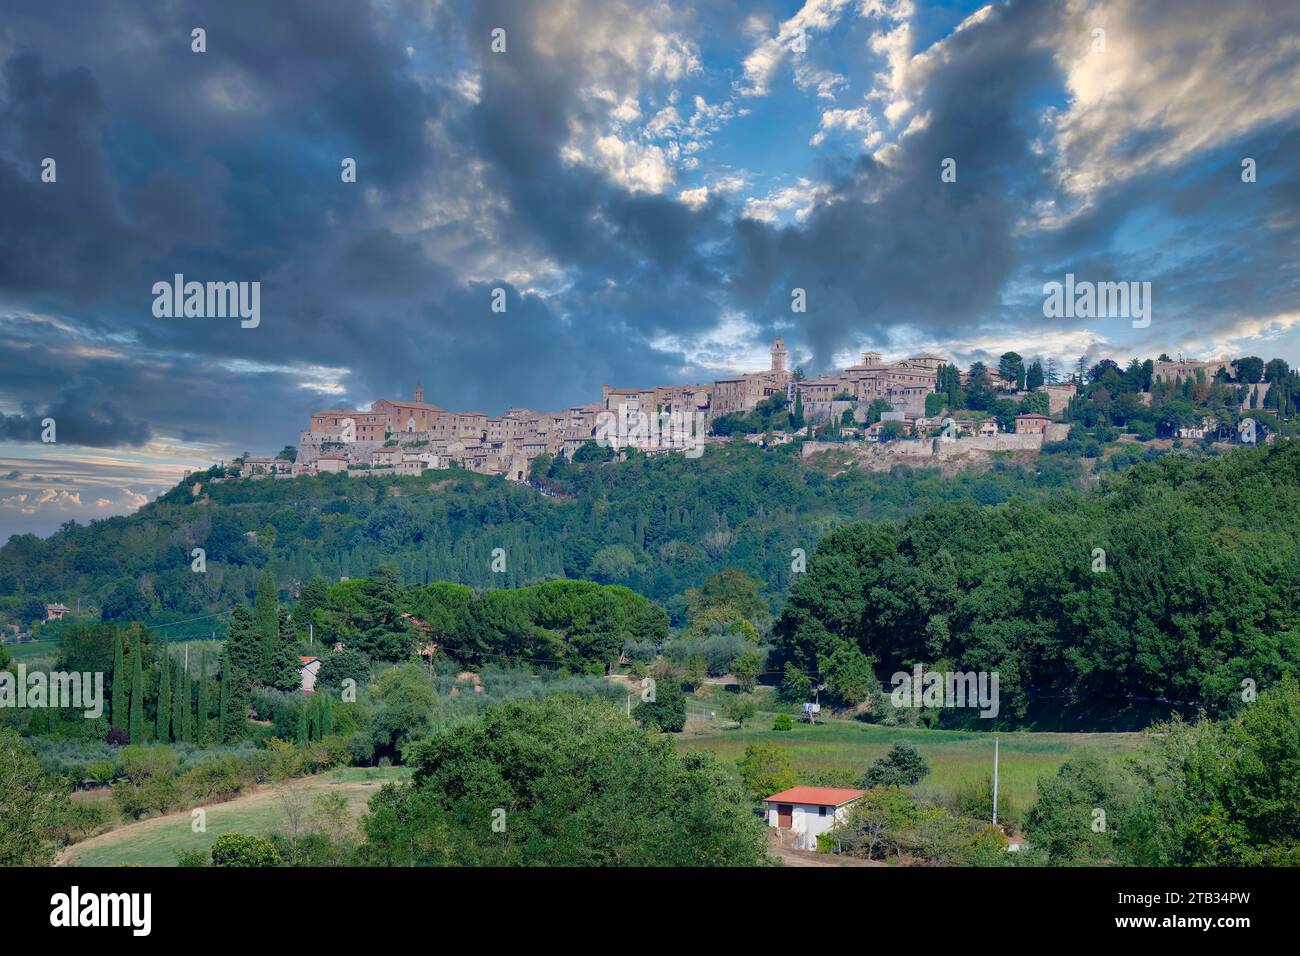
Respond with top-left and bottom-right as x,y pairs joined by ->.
0,443 -> 1093,635
775,439 -> 1300,720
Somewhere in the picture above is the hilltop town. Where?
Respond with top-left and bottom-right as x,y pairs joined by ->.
230,344 -> 1270,482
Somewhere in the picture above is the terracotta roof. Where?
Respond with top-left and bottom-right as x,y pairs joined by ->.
764,786 -> 865,806
299,656 -> 320,664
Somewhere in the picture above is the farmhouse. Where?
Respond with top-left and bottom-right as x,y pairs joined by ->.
1014,413 -> 1051,435
45,603 -> 71,621
764,786 -> 864,849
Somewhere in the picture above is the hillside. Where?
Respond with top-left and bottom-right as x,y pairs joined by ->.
775,438 -> 1300,719
0,443 -> 1090,635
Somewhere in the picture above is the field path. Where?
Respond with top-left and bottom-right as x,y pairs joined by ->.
767,832 -> 886,867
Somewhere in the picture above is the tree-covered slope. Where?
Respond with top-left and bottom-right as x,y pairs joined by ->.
0,444 -> 1086,632
774,440 -> 1300,718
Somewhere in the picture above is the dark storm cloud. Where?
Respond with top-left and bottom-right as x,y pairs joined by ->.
1,0 -> 1299,467
0,378 -> 151,447
726,0 -> 1066,370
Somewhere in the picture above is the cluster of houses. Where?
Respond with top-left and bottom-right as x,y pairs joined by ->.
224,350 -> 1270,484
235,341 -> 964,482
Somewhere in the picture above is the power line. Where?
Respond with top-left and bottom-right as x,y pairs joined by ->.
145,613 -> 225,631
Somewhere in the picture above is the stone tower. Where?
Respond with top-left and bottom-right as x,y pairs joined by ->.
771,338 -> 788,374
413,385 -> 425,403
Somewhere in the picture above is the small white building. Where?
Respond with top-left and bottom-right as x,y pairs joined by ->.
299,656 -> 322,694
764,786 -> 865,850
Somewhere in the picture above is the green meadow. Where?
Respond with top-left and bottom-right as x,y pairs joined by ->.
3,639 -> 60,663
63,766 -> 408,868
676,703 -> 1149,817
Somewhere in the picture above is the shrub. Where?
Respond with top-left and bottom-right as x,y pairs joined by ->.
737,742 -> 797,801
181,754 -> 253,802
631,678 -> 686,733
86,759 -> 117,785
954,774 -> 1020,830
723,693 -> 757,727
56,800 -> 113,844
805,767 -> 860,788
663,633 -> 750,677
317,648 -> 371,690
859,743 -> 931,788
210,832 -> 282,867
621,640 -> 658,665
772,713 -> 793,731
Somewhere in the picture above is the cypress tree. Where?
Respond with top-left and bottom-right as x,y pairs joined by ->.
156,649 -> 171,742
220,667 -> 248,743
110,633 -> 127,732
128,648 -> 144,744
181,657 -> 192,742
196,649 -> 210,745
319,693 -> 333,739
224,604 -> 261,679
217,667 -> 228,741
296,700 -> 309,746
254,572 -> 279,683
171,654 -> 184,742
266,606 -> 302,691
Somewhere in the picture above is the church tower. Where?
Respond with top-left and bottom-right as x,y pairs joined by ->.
413,385 -> 425,404
771,338 -> 788,374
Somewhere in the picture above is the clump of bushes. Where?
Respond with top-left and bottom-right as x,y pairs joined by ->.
210,832 -> 282,867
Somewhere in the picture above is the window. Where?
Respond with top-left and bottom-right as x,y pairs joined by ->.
819,806 -> 828,817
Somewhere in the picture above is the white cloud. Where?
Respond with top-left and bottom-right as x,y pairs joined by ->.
740,0 -> 856,96
1047,0 -> 1300,202
811,105 -> 882,146
678,186 -> 710,209
742,179 -> 829,223
1180,311 -> 1300,359
593,135 -> 675,194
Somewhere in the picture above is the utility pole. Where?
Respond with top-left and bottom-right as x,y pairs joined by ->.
992,735 -> 1000,826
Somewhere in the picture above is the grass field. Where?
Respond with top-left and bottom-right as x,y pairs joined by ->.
3,639 -> 60,662
62,766 -> 408,867
676,694 -> 1149,819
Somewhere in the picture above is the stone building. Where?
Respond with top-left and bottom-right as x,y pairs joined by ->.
792,351 -> 943,418
711,339 -> 793,418
1152,357 -> 1232,384
295,339 -> 944,480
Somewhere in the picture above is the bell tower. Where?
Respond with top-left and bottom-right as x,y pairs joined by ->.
413,385 -> 425,404
771,338 -> 788,374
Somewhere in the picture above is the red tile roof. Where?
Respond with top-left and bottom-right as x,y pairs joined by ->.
764,786 -> 865,806
299,656 -> 320,664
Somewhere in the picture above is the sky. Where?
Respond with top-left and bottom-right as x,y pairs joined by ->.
2,0 -> 1299,537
